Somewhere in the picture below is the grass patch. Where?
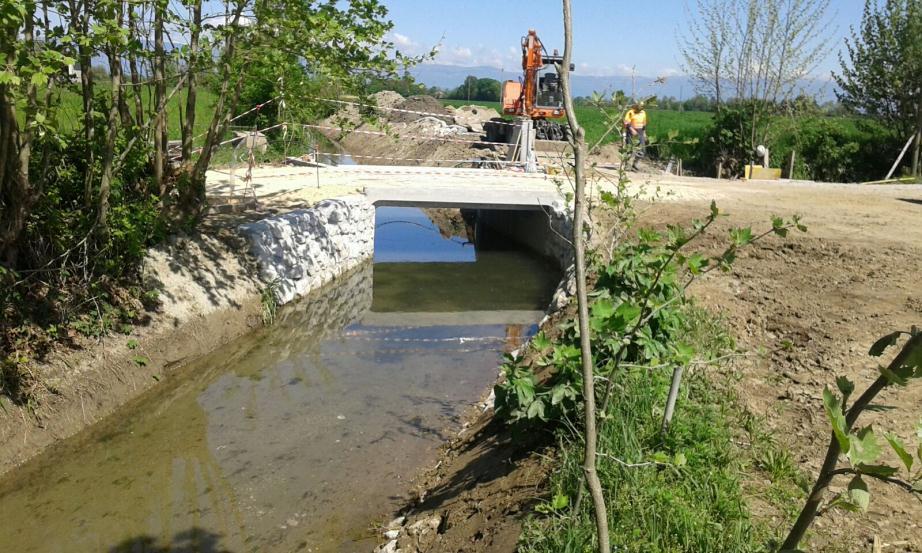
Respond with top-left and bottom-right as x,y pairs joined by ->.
38,87 -> 219,140
517,305 -> 801,553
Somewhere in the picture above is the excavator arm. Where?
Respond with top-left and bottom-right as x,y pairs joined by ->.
499,29 -> 573,141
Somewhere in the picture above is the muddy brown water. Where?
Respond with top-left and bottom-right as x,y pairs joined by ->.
0,207 -> 560,553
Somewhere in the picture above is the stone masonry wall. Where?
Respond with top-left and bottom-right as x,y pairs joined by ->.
238,197 -> 375,304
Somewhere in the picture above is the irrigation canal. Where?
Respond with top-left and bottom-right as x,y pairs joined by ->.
0,207 -> 561,552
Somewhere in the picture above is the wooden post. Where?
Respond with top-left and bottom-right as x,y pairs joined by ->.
677,158 -> 683,177
885,133 -> 916,181
788,150 -> 796,179
716,161 -> 723,180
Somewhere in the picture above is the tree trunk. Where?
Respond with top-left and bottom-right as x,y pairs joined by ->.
0,90 -> 26,266
99,9 -> 124,233
114,2 -> 131,128
182,0 -> 202,161
193,0 -> 246,184
560,1 -> 611,552
1,3 -> 38,266
153,2 -> 166,196
70,0 -> 95,208
127,5 -> 144,124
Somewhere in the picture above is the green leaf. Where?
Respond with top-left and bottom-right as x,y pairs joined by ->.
526,398 -> 545,420
847,426 -> 882,466
729,227 -> 753,247
514,377 -> 535,406
0,70 -> 21,86
126,339 -> 139,350
551,492 -> 569,510
856,463 -> 898,478
30,72 -> 48,87
132,355 -> 149,367
686,253 -> 707,275
771,216 -> 789,237
531,332 -> 550,351
823,387 -> 850,452
550,384 -> 568,406
835,376 -> 855,401
673,452 -> 687,467
878,364 -> 909,386
591,298 -> 616,321
651,451 -> 671,464
884,433 -> 913,472
869,331 -> 902,357
847,475 -> 870,512
674,342 -> 695,365
709,200 -> 719,218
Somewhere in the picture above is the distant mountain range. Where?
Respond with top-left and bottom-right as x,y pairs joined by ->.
409,63 -> 838,102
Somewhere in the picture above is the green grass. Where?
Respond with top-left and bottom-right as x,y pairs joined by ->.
441,99 -> 713,150
22,86 -> 218,141
516,306 -> 802,553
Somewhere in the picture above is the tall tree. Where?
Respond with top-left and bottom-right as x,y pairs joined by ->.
834,0 -> 922,177
680,0 -> 832,132
680,0 -> 734,107
559,1 -> 611,552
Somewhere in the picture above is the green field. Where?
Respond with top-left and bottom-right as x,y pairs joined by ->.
33,87 -> 218,141
441,99 -> 713,149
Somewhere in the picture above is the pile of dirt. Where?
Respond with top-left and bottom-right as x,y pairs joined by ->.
372,90 -> 405,111
390,95 -> 453,124
447,105 -> 501,133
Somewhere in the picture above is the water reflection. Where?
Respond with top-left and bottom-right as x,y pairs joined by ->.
0,207 -> 560,553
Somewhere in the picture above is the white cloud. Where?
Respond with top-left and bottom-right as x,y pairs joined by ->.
392,32 -> 415,48
430,43 -> 520,69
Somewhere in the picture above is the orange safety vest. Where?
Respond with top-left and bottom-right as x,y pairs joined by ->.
624,109 -> 647,129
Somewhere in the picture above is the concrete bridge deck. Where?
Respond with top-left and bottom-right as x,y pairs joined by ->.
205,164 -> 565,210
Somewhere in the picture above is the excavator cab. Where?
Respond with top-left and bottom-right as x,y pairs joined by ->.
493,30 -> 572,141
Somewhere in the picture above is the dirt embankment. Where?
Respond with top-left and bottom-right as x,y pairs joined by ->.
652,181 -> 922,552
321,93 -> 508,169
0,229 -> 264,476
375,179 -> 922,553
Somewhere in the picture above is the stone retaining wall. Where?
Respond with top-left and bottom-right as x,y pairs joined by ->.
238,197 -> 375,304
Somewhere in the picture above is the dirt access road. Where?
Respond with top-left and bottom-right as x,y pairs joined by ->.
385,175 -> 922,553
638,175 -> 922,551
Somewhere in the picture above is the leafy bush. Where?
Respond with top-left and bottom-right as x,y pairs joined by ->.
693,100 -> 898,182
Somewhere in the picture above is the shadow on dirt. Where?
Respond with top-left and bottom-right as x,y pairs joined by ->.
107,528 -> 234,553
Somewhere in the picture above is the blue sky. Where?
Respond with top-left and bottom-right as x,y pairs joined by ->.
384,0 -> 866,78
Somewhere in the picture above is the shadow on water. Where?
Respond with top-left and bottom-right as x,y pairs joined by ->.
108,528 -> 233,553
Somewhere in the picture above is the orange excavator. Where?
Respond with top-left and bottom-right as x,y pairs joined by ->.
485,29 -> 573,142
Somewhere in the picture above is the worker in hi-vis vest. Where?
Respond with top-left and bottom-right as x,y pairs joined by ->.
623,102 -> 647,169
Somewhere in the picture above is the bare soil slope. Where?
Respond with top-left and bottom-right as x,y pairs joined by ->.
642,177 -> 922,552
